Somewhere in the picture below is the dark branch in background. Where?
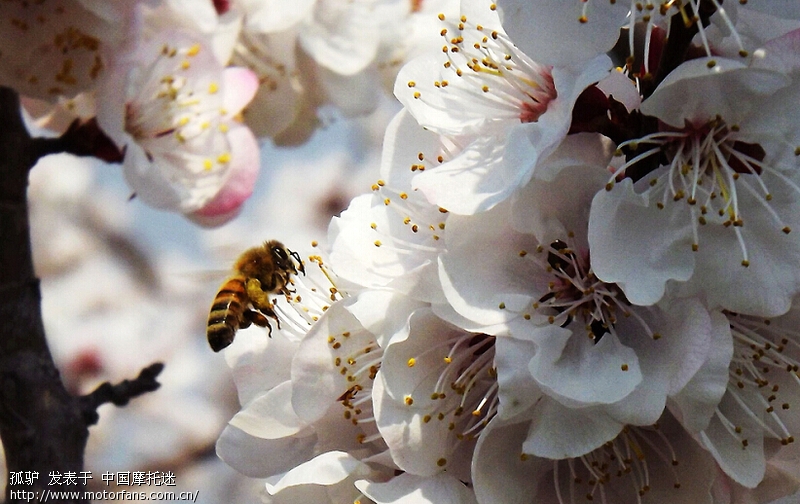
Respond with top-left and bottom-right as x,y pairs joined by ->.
79,363 -> 164,426
0,86 -> 160,504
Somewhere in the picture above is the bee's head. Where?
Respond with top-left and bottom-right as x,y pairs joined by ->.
267,241 -> 305,276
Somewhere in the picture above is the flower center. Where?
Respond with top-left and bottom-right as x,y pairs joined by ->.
124,41 -> 230,173
409,7 -> 556,123
521,237 -> 658,342
606,116 -> 796,266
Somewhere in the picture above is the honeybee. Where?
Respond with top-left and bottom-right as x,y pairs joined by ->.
207,240 -> 305,352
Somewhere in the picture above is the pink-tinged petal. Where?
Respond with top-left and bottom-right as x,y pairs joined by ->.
222,67 -> 259,116
752,28 -> 800,74
189,125 -> 260,226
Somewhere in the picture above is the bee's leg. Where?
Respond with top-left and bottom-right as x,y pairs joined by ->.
244,279 -> 282,335
243,310 -> 275,337
258,303 -> 281,334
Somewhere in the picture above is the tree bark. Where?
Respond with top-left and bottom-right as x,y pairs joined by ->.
0,87 -> 161,503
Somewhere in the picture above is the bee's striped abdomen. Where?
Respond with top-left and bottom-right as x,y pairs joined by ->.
207,276 -> 247,352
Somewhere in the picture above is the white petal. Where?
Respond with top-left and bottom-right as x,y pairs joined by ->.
412,127 -> 539,214
678,170 -> 800,316
523,398 -> 625,459
299,0 -> 380,76
373,372 -> 453,477
700,391 -> 767,488
475,411 -> 718,504
327,192 -> 446,301
216,424 -> 316,478
493,336 -> 542,419
224,329 -> 299,406
265,451 -> 370,493
641,57 -> 789,128
380,109 -> 444,188
473,414 -> 551,504
375,310 -> 485,476
496,0 -> 627,66
355,472 -> 478,504
345,290 -> 426,348
589,177 -> 695,306
511,152 -> 610,243
316,64 -> 381,117
439,201 -> 542,328
608,300 -> 713,426
669,311 -> 734,433
527,325 -> 642,407
290,299 -> 374,423
229,381 -> 305,439
239,0 -> 315,32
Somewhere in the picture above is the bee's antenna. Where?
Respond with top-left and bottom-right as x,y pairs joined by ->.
290,250 -> 306,275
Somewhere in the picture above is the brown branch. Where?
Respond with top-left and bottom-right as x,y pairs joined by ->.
0,86 -> 153,503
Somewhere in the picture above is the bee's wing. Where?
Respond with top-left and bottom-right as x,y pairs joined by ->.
170,269 -> 232,288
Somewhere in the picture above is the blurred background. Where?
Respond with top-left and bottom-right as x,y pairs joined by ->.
24,96 -> 400,503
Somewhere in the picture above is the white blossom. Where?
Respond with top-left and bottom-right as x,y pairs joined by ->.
590,31 -> 800,315
393,0 -> 611,213
97,24 -> 260,222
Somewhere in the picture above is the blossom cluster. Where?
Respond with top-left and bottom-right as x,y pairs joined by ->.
0,0 -> 453,224
219,0 -> 800,503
